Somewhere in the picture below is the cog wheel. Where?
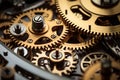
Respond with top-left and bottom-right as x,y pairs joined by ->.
10,8 -> 69,49
61,30 -> 98,50
80,52 -> 113,72
56,0 -> 120,36
32,48 -> 78,76
83,60 -> 120,80
0,22 -> 12,44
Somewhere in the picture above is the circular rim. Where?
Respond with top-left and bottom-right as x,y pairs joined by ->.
56,0 -> 120,35
80,52 -> 112,72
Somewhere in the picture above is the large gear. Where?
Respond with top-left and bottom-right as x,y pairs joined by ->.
61,30 -> 97,50
0,22 -> 12,44
10,8 -> 69,49
32,48 -> 78,76
83,60 -> 120,80
80,52 -> 113,72
56,0 -> 120,36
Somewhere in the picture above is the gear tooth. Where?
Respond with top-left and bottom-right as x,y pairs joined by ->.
33,56 -> 38,59
17,42 -> 21,46
40,46 -> 43,50
31,60 -> 36,63
63,71 -> 67,75
44,8 -> 47,10
33,46 -> 36,50
36,8 -> 39,11
21,44 -> 25,47
26,45 -> 29,49
29,46 -> 31,49
36,53 -> 40,56
67,70 -> 71,74
31,48 -> 78,76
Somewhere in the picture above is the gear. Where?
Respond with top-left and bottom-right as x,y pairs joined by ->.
83,60 -> 120,80
46,0 -> 55,6
56,0 -> 120,36
80,52 -> 113,72
32,48 -> 78,76
10,8 -> 69,49
61,30 -> 98,50
0,22 -> 12,44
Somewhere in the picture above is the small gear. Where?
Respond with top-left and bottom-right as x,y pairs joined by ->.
10,8 -> 69,49
0,22 -> 12,44
83,60 -> 120,80
32,48 -> 78,76
80,52 -> 113,72
56,0 -> 120,36
61,30 -> 98,50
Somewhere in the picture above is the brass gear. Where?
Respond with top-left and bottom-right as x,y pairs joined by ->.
48,0 -> 55,6
61,30 -> 97,50
32,48 -> 78,76
80,52 -> 113,72
10,8 -> 69,49
0,22 -> 12,44
83,60 -> 120,80
56,0 -> 120,36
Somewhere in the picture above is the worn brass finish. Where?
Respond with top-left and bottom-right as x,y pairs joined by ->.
56,0 -> 120,35
10,8 -> 69,49
32,48 -> 78,76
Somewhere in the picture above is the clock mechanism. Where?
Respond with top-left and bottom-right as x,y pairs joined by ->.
0,0 -> 120,80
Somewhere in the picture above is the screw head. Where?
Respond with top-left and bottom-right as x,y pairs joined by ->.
14,47 -> 28,57
10,23 -> 26,36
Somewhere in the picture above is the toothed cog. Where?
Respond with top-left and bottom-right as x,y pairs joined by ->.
10,8 -> 69,49
32,48 -> 78,76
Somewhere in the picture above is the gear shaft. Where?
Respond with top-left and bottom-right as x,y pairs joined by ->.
32,15 -> 45,33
